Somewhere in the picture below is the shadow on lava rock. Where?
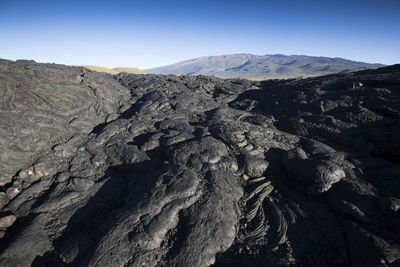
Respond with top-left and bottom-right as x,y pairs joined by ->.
31,159 -> 160,266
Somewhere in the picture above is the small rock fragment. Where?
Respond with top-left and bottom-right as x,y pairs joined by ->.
6,187 -> 20,199
286,147 -> 308,160
237,140 -> 248,147
244,144 -> 254,151
0,192 -> 9,209
244,156 -> 269,178
18,170 -> 28,179
377,197 -> 400,216
34,170 -> 44,179
0,177 -> 12,187
0,214 -> 16,228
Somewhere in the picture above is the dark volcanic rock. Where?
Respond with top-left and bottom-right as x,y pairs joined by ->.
0,59 -> 130,180
0,59 -> 399,266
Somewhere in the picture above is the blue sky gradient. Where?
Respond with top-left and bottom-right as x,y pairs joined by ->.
1,0 -> 399,69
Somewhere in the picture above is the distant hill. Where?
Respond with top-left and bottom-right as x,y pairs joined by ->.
145,54 -> 384,79
73,65 -> 146,75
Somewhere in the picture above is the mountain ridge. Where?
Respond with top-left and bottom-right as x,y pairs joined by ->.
146,53 -> 384,78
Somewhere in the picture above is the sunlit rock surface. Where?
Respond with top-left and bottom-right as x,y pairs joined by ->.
0,59 -> 399,266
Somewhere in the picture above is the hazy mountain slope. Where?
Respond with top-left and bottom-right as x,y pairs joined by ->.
146,54 -> 384,78
73,65 -> 146,74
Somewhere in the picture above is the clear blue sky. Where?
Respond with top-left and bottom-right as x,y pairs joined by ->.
1,0 -> 399,69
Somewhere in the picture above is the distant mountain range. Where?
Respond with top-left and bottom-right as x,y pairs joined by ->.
145,54 -> 384,79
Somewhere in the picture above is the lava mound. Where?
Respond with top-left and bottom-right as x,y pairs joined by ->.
0,59 -> 399,266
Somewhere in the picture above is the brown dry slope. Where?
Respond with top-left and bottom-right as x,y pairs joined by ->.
73,65 -> 146,75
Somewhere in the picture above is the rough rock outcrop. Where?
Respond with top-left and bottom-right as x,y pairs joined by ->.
0,59 -> 399,266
